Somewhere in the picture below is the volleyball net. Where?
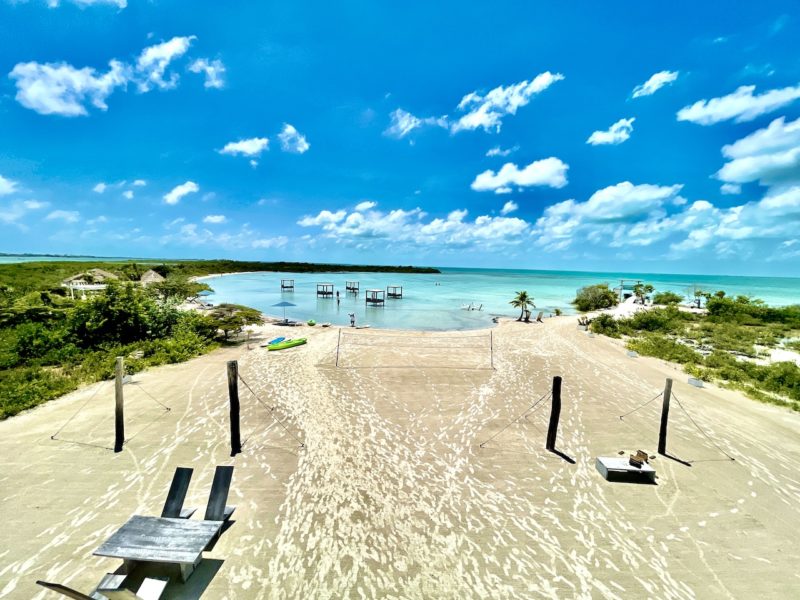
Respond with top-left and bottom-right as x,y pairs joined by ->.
334,330 -> 494,370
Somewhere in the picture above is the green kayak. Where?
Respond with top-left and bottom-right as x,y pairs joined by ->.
268,338 -> 307,351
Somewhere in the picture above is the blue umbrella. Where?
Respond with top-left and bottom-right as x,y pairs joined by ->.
272,301 -> 296,321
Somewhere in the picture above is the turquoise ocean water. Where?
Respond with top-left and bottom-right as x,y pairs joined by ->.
203,268 -> 800,332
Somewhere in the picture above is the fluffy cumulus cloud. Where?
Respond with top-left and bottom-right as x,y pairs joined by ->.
452,72 -> 564,133
46,209 -> 80,223
586,118 -> 635,146
219,137 -> 269,157
532,182 -> 685,251
92,182 -> 107,193
122,190 -> 134,200
203,214 -> 226,224
135,36 -> 195,92
47,1 -> 127,7
721,183 -> 742,195
631,71 -> 679,98
471,157 -> 569,193
9,60 -> 129,116
385,71 -> 563,138
9,36 -> 200,116
297,205 -> 530,250
716,116 -> 800,186
486,146 -> 518,157
384,109 -> 448,138
354,201 -> 376,212
0,199 -> 48,226
163,181 -> 199,205
0,175 -> 18,196
160,221 -> 288,251
277,124 -> 310,154
500,200 -> 518,215
188,58 -> 226,89
252,236 -> 288,249
677,84 -> 800,125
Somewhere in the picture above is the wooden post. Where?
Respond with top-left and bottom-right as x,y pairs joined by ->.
227,361 -> 242,456
490,331 -> 494,370
545,376 -> 562,451
335,328 -> 342,367
114,356 -> 124,453
658,378 -> 673,455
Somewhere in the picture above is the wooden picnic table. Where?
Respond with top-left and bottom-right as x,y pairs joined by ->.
94,515 -> 221,582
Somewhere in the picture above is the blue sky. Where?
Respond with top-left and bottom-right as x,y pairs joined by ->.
1,1 -> 800,276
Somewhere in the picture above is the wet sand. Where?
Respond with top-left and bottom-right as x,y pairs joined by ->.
1,317 -> 799,598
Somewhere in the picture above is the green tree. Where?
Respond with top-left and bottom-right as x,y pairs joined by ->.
573,284 -> 618,312
653,291 -> 684,305
632,283 -> 655,305
208,304 -> 263,340
509,291 -> 534,322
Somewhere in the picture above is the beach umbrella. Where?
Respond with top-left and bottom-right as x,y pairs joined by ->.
272,301 -> 296,321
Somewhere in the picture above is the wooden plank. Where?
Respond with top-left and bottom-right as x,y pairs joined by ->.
94,516 -> 220,565
161,467 -> 193,518
204,466 -> 233,521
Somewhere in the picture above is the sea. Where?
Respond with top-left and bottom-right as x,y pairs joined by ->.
201,268 -> 800,332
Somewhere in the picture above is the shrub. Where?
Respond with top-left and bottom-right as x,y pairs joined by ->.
653,291 -> 684,305
573,284 -> 618,312
626,334 -> 703,365
590,314 -> 620,337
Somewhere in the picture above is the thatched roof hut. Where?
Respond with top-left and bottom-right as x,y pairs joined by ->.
140,269 -> 166,287
62,268 -> 119,285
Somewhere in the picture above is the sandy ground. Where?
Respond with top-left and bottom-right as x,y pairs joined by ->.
1,317 -> 800,599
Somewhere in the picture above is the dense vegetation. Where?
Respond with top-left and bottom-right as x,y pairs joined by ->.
573,284 -> 619,311
588,296 -> 800,411
0,271 -> 267,419
0,259 -> 440,296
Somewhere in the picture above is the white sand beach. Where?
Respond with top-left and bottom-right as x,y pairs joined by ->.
2,317 -> 799,598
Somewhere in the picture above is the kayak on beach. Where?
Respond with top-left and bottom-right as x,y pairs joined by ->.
267,338 -> 307,351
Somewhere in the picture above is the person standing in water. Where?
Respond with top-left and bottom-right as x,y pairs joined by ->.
349,312 -> 355,327
336,290 -> 340,306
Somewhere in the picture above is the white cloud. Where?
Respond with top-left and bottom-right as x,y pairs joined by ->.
133,179 -> 146,186
46,209 -> 80,223
486,146 -> 518,157
471,157 -> 569,193
452,71 -> 564,133
0,199 -> 48,226
9,35 -> 199,116
122,190 -> 134,200
532,182 -> 685,251
297,210 -> 347,227
354,201 -> 376,212
631,71 -> 679,98
252,236 -> 288,249
163,181 -> 199,205
500,200 -> 518,215
298,204 -> 531,250
92,182 -> 107,193
385,71 -> 563,138
9,60 -> 129,116
677,84 -> 800,125
277,123 -> 310,154
188,58 -> 226,89
717,116 -> 800,186
135,36 -> 195,92
48,1 -> 127,7
219,137 -> 269,157
721,183 -> 742,195
586,117 -> 635,146
203,214 -> 226,224
384,109 -> 448,138
0,175 -> 18,196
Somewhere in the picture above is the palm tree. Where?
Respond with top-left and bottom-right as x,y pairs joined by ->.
509,290 -> 534,321
632,283 -> 654,305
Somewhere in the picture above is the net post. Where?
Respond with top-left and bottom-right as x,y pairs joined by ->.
658,378 -> 673,455
228,360 -> 242,456
545,376 -> 562,451
114,356 -> 124,453
335,328 -> 342,367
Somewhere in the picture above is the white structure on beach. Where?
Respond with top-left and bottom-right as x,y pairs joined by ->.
61,268 -> 119,298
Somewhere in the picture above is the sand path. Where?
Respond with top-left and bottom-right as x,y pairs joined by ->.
1,317 -> 799,598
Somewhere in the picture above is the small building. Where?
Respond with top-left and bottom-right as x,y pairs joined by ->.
345,281 -> 359,293
316,283 -> 334,297
139,269 -> 166,287
613,279 -> 643,302
365,289 -> 385,306
387,285 -> 403,299
281,279 -> 295,291
61,268 -> 119,298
